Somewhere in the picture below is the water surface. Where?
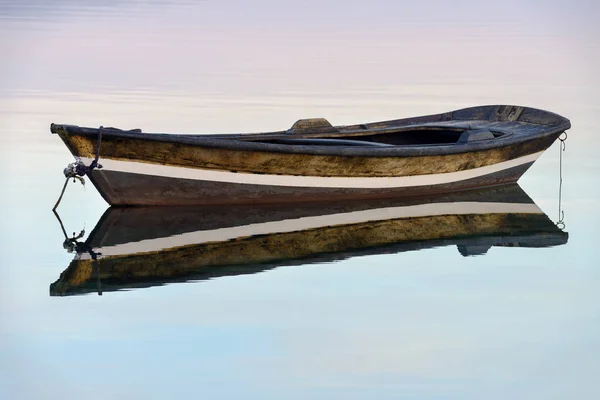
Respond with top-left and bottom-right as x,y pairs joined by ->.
1,1 -> 599,399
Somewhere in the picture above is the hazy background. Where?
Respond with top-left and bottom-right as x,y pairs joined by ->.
1,1 -> 599,399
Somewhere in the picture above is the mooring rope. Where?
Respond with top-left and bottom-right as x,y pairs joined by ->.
556,132 -> 567,230
52,126 -> 104,211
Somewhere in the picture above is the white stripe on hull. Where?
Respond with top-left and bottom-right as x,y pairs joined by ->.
82,151 -> 542,189
79,201 -> 542,260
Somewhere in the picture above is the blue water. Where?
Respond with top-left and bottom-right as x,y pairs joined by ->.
1,1 -> 599,399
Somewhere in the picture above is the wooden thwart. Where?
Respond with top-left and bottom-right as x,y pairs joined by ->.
287,118 -> 339,134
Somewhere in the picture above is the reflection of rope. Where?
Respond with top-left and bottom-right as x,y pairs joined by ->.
556,132 -> 567,229
53,208 -> 103,296
93,255 -> 103,296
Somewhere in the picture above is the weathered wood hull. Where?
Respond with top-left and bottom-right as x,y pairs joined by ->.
51,105 -> 570,205
86,160 -> 535,205
50,184 -> 568,296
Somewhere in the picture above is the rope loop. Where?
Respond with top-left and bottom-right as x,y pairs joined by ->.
559,131 -> 567,152
62,126 -> 104,181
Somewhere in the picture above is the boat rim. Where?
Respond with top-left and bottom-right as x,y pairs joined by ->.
50,105 -> 571,157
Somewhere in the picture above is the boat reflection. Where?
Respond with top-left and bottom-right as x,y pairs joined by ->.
51,184 -> 567,296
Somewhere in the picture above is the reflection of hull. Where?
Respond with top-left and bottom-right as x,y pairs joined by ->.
51,185 -> 568,296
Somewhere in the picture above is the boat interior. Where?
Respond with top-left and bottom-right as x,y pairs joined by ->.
51,105 -> 570,149
242,119 -> 504,147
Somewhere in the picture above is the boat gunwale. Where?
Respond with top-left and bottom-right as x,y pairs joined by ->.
50,105 -> 571,158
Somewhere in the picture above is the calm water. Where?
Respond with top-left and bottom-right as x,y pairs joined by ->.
1,1 -> 600,399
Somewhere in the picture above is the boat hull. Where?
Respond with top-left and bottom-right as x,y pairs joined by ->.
87,155 -> 537,205
51,104 -> 570,206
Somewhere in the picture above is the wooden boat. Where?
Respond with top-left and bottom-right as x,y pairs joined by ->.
50,105 -> 570,206
50,184 -> 568,296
